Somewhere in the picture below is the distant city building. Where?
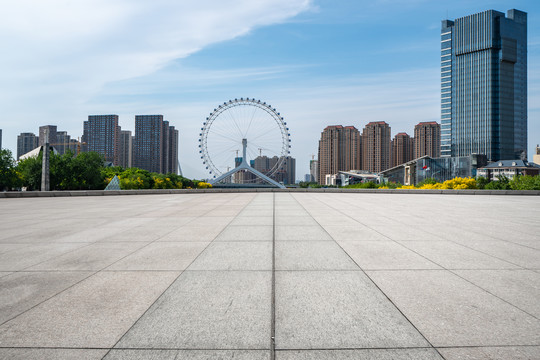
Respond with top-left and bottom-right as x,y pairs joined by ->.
441,9 -> 527,160
0,129 -> 2,149
54,131 -> 78,155
533,145 -> 540,166
39,125 -> 57,147
318,125 -> 362,184
17,132 -> 39,159
381,154 -> 488,185
362,121 -> 391,173
133,115 -> 178,174
304,174 -> 311,182
118,130 -> 133,169
83,115 -> 120,165
414,122 -> 441,159
391,132 -> 414,168
252,155 -> 296,185
478,160 -> 540,180
309,159 -> 318,182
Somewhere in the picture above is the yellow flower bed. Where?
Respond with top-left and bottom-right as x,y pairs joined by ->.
397,177 -> 477,190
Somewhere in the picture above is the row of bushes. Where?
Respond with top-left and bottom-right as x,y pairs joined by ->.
0,149 -> 210,191
342,175 -> 540,190
102,167 -> 211,190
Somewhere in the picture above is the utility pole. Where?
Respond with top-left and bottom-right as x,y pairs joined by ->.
41,129 -> 50,191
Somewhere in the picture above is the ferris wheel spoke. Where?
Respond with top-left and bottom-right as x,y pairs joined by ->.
225,107 -> 245,139
208,129 -> 242,143
245,106 -> 259,137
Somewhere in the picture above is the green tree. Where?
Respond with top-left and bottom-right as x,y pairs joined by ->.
16,153 -> 42,190
485,174 -> 511,190
0,149 -> 19,191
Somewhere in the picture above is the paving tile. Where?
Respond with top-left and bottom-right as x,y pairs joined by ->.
339,241 -> 441,270
0,244 -> 31,254
275,271 -> 429,349
28,242 -> 148,271
188,242 -> 272,270
0,243 -> 87,271
310,216 -> 361,226
275,349 -> 444,360
0,348 -> 108,360
454,269 -> 540,318
105,349 -> 270,359
0,271 -> 179,348
398,240 -> 519,269
229,216 -> 273,226
215,225 -> 273,241
451,239 -> 540,268
116,271 -> 271,349
107,242 -> 209,270
368,270 -> 540,347
437,346 -> 540,360
368,225 -> 443,241
102,226 -> 179,242
157,226 -> 223,242
275,216 -> 319,226
0,271 -> 92,324
275,226 -> 332,241
186,217 -> 234,227
275,241 -> 358,270
322,225 -> 388,241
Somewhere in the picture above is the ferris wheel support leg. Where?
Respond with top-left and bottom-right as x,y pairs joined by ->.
210,163 -> 285,189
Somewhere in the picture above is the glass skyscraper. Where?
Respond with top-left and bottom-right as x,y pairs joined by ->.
441,9 -> 527,161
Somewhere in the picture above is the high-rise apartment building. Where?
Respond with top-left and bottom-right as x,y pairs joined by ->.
55,131 -> 78,155
133,115 -> 163,173
362,121 -> 391,173
0,129 -> 2,149
17,132 -> 39,159
441,9 -> 527,161
39,125 -> 57,147
309,159 -> 318,182
317,125 -> 362,184
133,115 -> 178,174
118,130 -> 133,169
391,132 -> 414,168
414,122 -> 441,159
252,155 -> 296,185
83,115 -> 120,165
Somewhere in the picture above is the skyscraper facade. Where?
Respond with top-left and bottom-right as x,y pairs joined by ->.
118,130 -> 133,169
391,132 -> 414,168
252,155 -> 296,185
83,115 -> 120,165
133,115 -> 164,173
17,132 -> 39,159
55,131 -> 78,155
414,122 -> 441,159
317,125 -> 362,184
39,125 -> 57,147
133,115 -> 178,174
362,121 -> 391,173
441,9 -> 527,161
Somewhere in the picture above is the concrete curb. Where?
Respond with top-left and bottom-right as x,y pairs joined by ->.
1,188 -> 539,198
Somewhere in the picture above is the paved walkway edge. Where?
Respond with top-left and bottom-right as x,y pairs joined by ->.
1,188 -> 539,198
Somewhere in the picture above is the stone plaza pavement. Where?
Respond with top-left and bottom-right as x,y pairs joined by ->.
0,192 -> 539,360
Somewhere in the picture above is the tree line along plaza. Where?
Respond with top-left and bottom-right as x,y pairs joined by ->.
1,8 -> 539,191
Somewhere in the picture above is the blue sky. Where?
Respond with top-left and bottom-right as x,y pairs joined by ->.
1,0 -> 538,179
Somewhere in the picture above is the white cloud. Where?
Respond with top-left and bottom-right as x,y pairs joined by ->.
0,0 -> 311,152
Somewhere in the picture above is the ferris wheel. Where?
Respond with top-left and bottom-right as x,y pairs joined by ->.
199,98 -> 291,187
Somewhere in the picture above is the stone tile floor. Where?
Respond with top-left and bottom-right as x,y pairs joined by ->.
0,193 -> 538,359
